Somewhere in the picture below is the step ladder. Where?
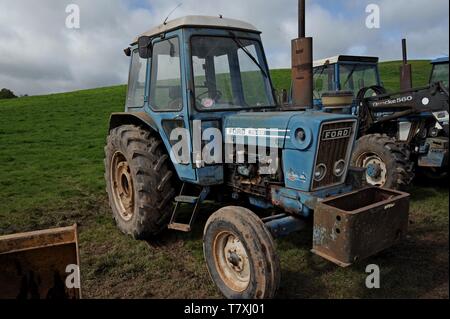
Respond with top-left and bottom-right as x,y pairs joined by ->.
168,184 -> 210,232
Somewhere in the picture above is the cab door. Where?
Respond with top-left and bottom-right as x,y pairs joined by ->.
145,33 -> 196,182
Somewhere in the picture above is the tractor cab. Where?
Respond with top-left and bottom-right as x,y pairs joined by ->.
120,15 -> 358,189
128,16 -> 276,113
312,55 -> 381,109
430,57 -> 449,88
122,16 -> 279,183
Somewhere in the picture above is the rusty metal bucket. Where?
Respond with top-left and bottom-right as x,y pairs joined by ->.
312,187 -> 410,267
0,224 -> 81,299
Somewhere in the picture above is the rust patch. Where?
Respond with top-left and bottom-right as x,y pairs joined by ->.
0,225 -> 81,299
312,187 -> 410,267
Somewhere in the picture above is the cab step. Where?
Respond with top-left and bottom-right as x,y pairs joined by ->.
168,184 -> 210,233
175,195 -> 198,204
167,223 -> 191,232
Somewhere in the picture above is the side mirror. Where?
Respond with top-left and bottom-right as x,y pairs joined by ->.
138,36 -> 152,59
123,47 -> 131,57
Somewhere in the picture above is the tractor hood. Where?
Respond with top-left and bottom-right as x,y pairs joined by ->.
223,110 -> 356,148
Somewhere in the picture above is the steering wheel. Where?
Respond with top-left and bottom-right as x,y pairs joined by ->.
356,85 -> 387,135
196,90 -> 223,106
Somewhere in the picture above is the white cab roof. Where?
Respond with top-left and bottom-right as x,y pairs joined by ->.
313,56 -> 341,68
133,15 -> 259,43
313,55 -> 379,68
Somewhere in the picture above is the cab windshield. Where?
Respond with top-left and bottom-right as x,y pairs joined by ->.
191,36 -> 275,110
431,63 -> 449,88
338,63 -> 379,96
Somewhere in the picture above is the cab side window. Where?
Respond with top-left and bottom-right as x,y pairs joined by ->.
150,38 -> 183,111
126,49 -> 147,108
313,65 -> 335,98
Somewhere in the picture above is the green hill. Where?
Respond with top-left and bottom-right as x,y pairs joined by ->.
0,61 -> 447,299
378,60 -> 432,92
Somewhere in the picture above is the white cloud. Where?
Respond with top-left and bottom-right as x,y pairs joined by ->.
0,0 -> 448,95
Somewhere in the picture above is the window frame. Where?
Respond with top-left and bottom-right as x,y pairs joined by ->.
336,62 -> 380,93
126,49 -> 148,109
430,63 -> 449,87
189,34 -> 276,112
148,36 -> 184,113
313,64 -> 336,98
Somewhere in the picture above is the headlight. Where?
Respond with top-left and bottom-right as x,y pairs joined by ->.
333,160 -> 346,177
314,164 -> 327,181
295,128 -> 306,142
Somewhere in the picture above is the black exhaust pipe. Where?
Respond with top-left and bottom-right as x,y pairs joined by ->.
298,0 -> 305,38
400,38 -> 413,90
291,0 -> 313,108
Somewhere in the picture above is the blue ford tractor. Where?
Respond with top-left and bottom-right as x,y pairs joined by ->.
312,42 -> 449,189
105,1 -> 410,299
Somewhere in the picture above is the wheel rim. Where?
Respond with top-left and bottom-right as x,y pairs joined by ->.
110,152 -> 135,221
356,153 -> 387,187
213,231 -> 250,292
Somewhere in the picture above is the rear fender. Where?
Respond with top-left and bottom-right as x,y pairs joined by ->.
109,112 -> 158,133
108,112 -> 197,183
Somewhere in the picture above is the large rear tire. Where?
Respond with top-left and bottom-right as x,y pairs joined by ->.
104,125 -> 177,239
203,206 -> 280,299
351,134 -> 414,189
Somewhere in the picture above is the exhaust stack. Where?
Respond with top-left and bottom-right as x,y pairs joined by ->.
291,0 -> 313,108
400,38 -> 413,90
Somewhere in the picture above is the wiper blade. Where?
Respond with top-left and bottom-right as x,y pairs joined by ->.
228,31 -> 268,79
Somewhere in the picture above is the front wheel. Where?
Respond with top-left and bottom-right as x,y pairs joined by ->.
203,206 -> 280,299
351,134 -> 414,189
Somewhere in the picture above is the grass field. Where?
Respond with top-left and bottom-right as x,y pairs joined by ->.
0,60 -> 448,299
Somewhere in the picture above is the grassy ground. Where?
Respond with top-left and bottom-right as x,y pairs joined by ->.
0,61 -> 448,299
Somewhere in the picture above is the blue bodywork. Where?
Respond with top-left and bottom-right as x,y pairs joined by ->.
118,26 -> 360,223
223,109 -> 356,217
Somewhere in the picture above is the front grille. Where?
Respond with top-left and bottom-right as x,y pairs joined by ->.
312,120 -> 356,190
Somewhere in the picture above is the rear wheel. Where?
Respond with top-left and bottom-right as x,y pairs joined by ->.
105,125 -> 177,239
203,206 -> 280,299
351,134 -> 414,189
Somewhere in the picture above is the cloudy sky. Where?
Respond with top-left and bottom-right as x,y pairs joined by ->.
0,0 -> 448,96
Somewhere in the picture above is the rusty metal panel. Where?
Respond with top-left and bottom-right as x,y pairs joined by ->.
400,64 -> 413,91
291,37 -> 313,108
0,225 -> 81,299
400,39 -> 413,90
312,187 -> 410,267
